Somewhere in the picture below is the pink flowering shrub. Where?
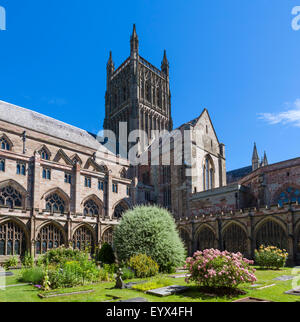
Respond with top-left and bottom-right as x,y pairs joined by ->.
185,249 -> 257,289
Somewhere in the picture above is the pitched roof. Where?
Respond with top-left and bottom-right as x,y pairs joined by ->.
226,166 -> 253,184
0,100 -> 103,150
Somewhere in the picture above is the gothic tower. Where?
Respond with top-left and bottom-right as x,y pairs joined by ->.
103,25 -> 173,155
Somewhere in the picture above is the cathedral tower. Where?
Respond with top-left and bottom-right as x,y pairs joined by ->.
103,25 -> 173,154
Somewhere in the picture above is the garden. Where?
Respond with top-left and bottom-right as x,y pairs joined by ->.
0,206 -> 299,302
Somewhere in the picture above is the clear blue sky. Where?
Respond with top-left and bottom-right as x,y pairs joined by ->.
0,0 -> 299,171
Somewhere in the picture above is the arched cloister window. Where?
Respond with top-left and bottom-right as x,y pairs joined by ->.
102,227 -> 114,245
203,156 -> 214,191
45,193 -> 66,214
0,136 -> 11,151
157,88 -> 162,108
36,224 -> 65,255
0,186 -> 22,208
146,80 -> 151,102
73,226 -> 94,253
256,220 -> 287,250
197,227 -> 215,251
277,187 -> 300,206
179,229 -> 191,256
84,199 -> 100,217
113,202 -> 128,219
140,80 -> 144,99
0,221 -> 26,256
223,224 -> 248,254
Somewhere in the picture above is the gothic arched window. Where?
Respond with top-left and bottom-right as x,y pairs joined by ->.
73,226 -> 94,253
84,199 -> 99,217
40,148 -> 50,161
203,156 -> 214,191
0,137 -> 11,151
278,187 -> 300,206
140,80 -> 144,99
256,220 -> 287,250
0,221 -> 26,256
0,159 -> 5,172
102,227 -> 113,245
45,193 -> 65,214
223,224 -> 248,255
146,81 -> 151,102
0,186 -> 22,208
113,202 -> 127,219
36,224 -> 64,254
197,227 -> 215,251
157,89 -> 162,108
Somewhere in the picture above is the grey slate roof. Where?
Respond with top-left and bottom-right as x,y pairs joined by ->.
0,100 -> 102,150
227,166 -> 253,184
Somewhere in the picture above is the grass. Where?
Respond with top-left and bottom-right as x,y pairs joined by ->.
0,267 -> 299,302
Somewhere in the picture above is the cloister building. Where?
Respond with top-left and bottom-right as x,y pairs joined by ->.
0,25 -> 299,265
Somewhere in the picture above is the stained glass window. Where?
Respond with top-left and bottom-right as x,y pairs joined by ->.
36,224 -> 64,254
102,227 -> 113,245
45,193 -> 65,214
83,199 -> 99,216
0,221 -> 26,256
73,226 -> 94,252
113,203 -> 127,219
0,159 -> 5,172
0,137 -> 10,151
0,186 -> 22,208
278,187 -> 300,206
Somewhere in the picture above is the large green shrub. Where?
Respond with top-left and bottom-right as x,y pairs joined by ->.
128,254 -> 159,278
255,245 -> 288,269
97,243 -> 115,264
113,206 -> 186,272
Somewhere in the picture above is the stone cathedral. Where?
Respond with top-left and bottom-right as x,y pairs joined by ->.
0,25 -> 299,265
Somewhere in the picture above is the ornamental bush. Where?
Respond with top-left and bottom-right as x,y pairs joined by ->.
255,245 -> 288,269
128,254 -> 159,278
41,247 -> 86,266
19,266 -> 44,284
185,249 -> 257,289
97,243 -> 115,265
113,206 -> 186,272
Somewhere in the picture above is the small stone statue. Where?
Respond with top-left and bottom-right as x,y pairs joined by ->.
115,268 -> 125,289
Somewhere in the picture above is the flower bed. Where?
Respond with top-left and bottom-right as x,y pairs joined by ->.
185,249 -> 257,289
255,246 -> 288,269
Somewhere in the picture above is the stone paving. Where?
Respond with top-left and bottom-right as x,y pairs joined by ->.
146,285 -> 189,297
119,297 -> 148,302
274,275 -> 296,282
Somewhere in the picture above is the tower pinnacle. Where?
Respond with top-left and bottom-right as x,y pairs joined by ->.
252,143 -> 259,171
130,24 -> 139,55
161,50 -> 169,76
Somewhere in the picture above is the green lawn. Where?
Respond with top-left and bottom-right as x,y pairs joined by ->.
0,267 -> 299,302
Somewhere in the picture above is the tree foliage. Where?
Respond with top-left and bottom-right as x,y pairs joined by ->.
113,206 -> 186,272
